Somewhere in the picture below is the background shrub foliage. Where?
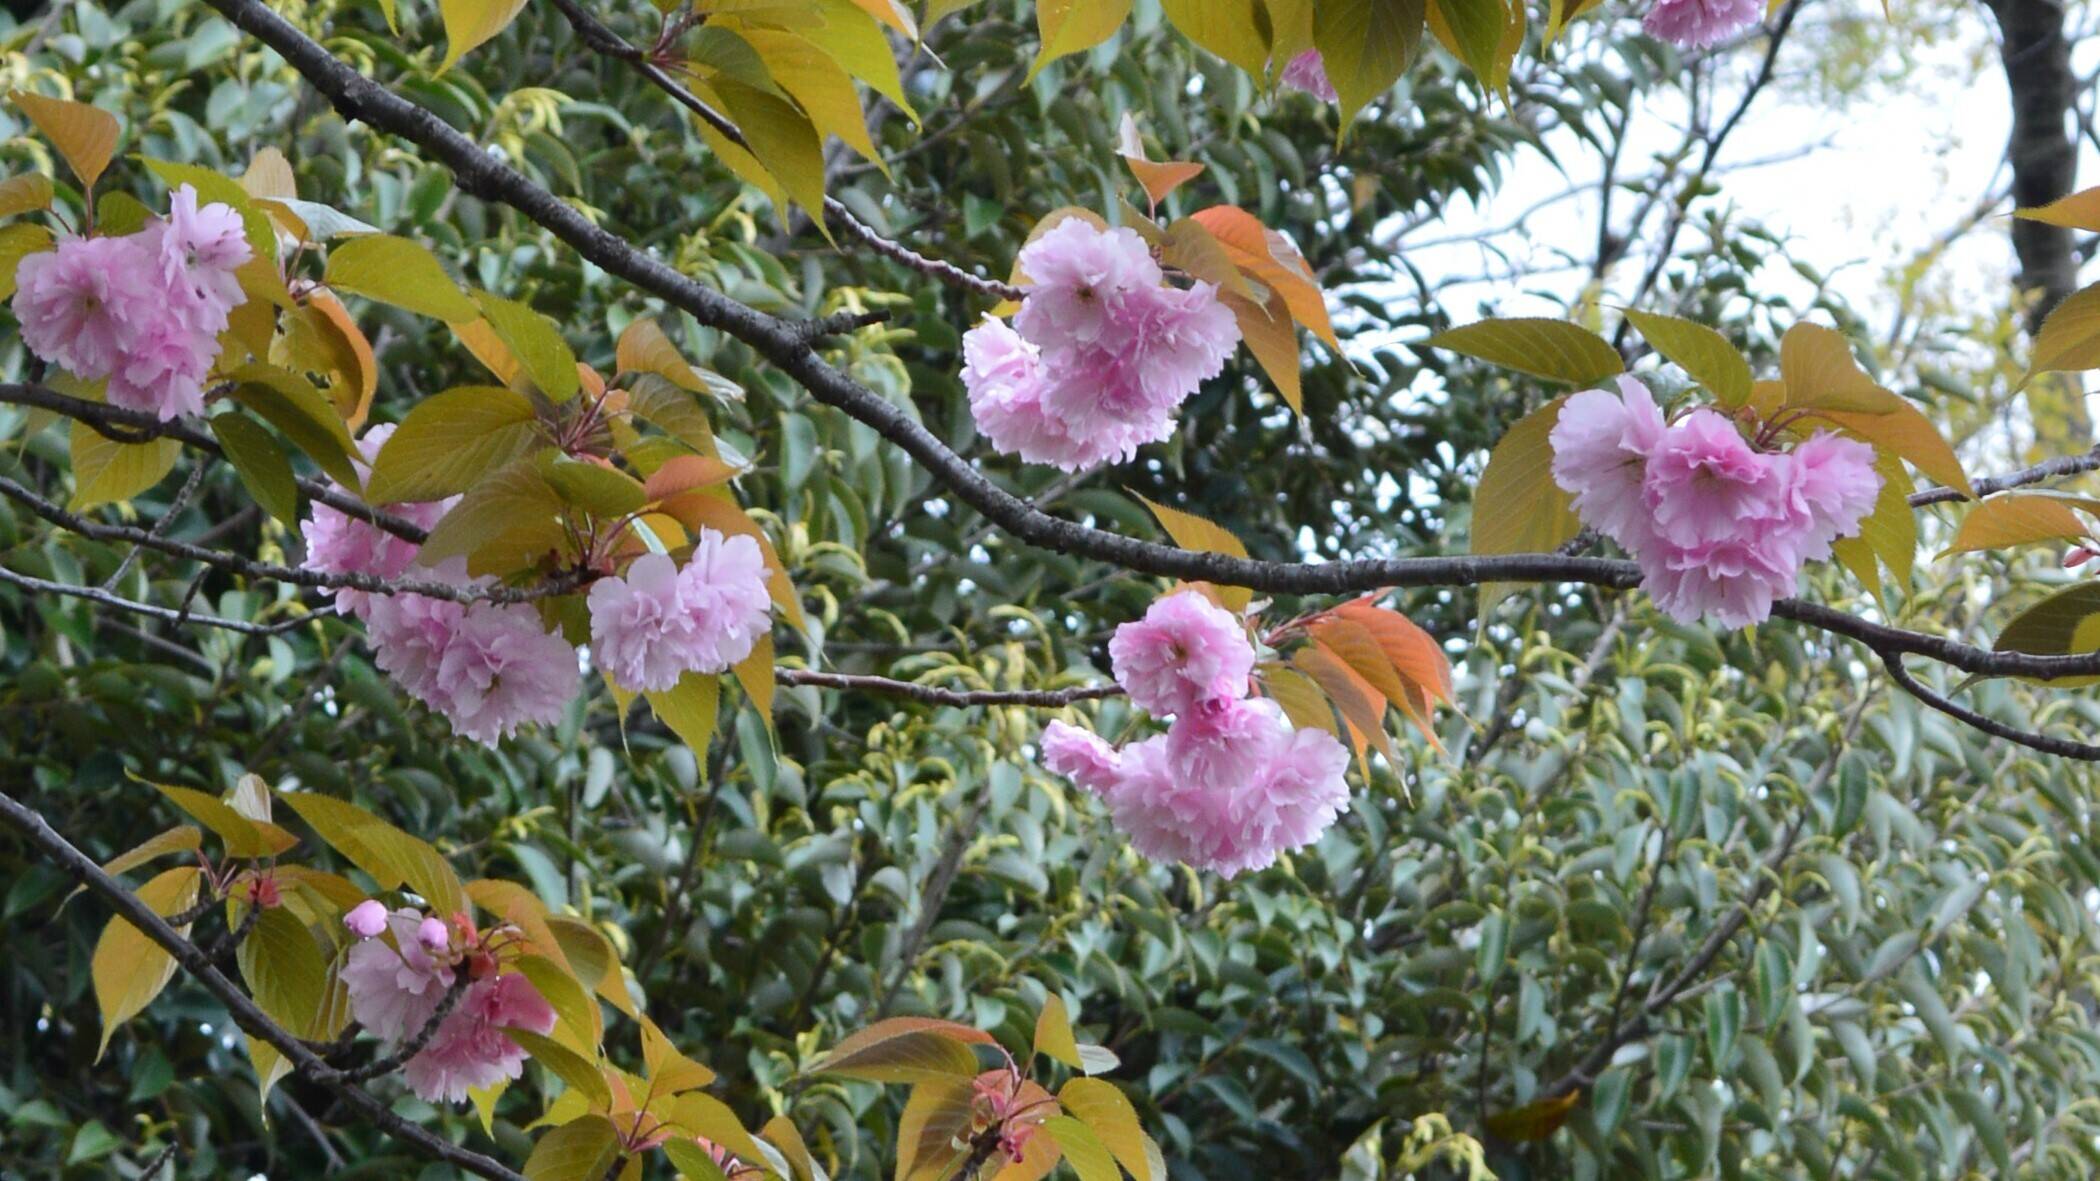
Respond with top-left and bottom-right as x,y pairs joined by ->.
4,1 -> 2100,1179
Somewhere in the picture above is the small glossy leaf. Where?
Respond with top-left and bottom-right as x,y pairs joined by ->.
1427,317 -> 1624,385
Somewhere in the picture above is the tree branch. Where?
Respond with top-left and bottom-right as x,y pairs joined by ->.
1874,647 -> 2100,760
0,789 -> 527,1181
775,668 -> 1120,707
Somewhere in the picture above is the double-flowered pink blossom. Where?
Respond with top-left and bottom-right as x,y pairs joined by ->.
11,184 -> 250,421
1281,50 -> 1338,102
1550,378 -> 1881,628
1107,590 -> 1255,717
586,530 -> 772,692
340,907 -> 557,1104
1044,590 -> 1350,877
301,424 -> 452,619
1643,0 -> 1762,48
358,583 -> 581,747
1044,699 -> 1348,879
962,219 -> 1239,471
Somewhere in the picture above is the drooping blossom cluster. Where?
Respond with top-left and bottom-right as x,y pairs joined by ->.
1280,50 -> 1338,102
1643,0 -> 1762,48
1042,590 -> 1350,878
12,184 -> 251,420
1549,376 -> 1882,629
586,536 -> 772,693
301,425 -> 579,745
961,219 -> 1240,471
339,902 -> 558,1104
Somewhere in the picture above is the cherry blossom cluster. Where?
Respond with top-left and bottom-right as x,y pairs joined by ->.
962,219 -> 1240,471
13,185 -> 250,421
1550,377 -> 1882,629
302,425 -> 772,744
1644,0 -> 1763,48
340,900 -> 558,1103
1043,590 -> 1349,878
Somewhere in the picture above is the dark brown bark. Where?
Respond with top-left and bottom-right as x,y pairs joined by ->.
1985,0 -> 2080,332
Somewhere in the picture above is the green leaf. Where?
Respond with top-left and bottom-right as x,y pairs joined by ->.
711,78 -> 833,226
238,904 -> 338,1102
210,413 -> 301,529
1949,1088 -> 2012,1172
1159,0 -> 1269,76
523,1114 -> 620,1181
226,363 -> 362,489
70,423 -> 179,512
472,290 -> 581,402
506,1028 -> 613,1111
513,954 -> 603,1057
438,0 -> 530,71
0,173 -> 54,218
2026,281 -> 2100,383
276,791 -> 466,920
367,386 -> 541,504
1622,309 -> 1752,408
418,458 -> 570,577
1469,396 -> 1582,614
324,234 -> 481,323
1314,0 -> 1428,127
0,222 -> 54,300
148,781 -> 300,858
645,671 -> 720,753
93,866 -> 201,1060
1993,581 -> 2100,686
538,453 -> 648,517
1029,0 -> 1134,81
12,91 -> 120,192
1426,317 -> 1625,385
1429,0 -> 1505,83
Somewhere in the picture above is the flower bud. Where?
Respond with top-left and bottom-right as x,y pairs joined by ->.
344,899 -> 389,939
417,915 -> 451,954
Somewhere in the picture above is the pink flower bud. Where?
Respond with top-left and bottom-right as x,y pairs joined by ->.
2067,546 -> 2094,569
417,915 -> 451,954
344,899 -> 389,939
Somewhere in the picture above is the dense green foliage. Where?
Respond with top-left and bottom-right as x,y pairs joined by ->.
7,2 -> 2100,1180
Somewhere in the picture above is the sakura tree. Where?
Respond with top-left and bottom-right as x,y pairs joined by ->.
4,1 -> 2100,1179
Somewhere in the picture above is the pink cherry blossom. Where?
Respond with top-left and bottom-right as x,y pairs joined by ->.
340,908 -> 557,1104
432,602 -> 583,746
399,972 -> 557,1103
1108,590 -> 1255,717
1643,0 -> 1763,49
1549,377 -> 1669,548
961,317 -> 1108,470
1783,432 -> 1882,561
155,184 -> 251,315
1042,721 -> 1123,793
1032,281 -> 1237,449
1635,534 -> 1795,630
1047,701 -> 1351,879
587,535 -> 771,692
344,899 -> 390,939
1642,409 -> 1785,549
363,591 -> 469,707
1013,220 -> 1164,355
301,424 -> 453,618
105,316 -> 215,421
12,234 -> 156,380
1281,50 -> 1338,102
677,528 -> 773,671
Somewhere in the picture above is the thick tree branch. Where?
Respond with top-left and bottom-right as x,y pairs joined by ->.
0,383 -> 430,544
1983,0 -> 2080,335
0,789 -> 527,1181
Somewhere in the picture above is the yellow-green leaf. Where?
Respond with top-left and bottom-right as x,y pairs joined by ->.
1427,317 -> 1624,386
211,413 -> 301,529
1041,1116 -> 1119,1181
538,453 -> 647,517
1133,493 -> 1253,612
1428,0 -> 1506,84
896,1077 -> 976,1181
325,234 -> 480,323
418,458 -> 570,577
239,904 -> 338,1103
1030,0 -> 1134,80
1470,396 -> 1582,614
1034,994 -> 1083,1069
276,791 -> 466,920
439,0 -> 530,73
368,386 -> 541,504
473,290 -> 580,402
645,670 -> 720,753
1942,494 -> 2094,557
1225,292 -> 1303,415
514,954 -> 604,1056
1996,581 -> 2100,686
1622,309 -> 1751,408
523,1114 -> 621,1181
506,1027 -> 614,1111
711,78 -> 831,225
1314,0 -> 1427,126
0,173 -> 54,219
2024,281 -> 2100,384
0,222 -> 54,300
93,866 -> 200,1059
1160,0 -> 1269,75
11,91 -> 119,192
227,363 -> 362,489
150,781 -> 300,858
70,423 -> 179,512
2015,186 -> 2100,231
808,1017 -> 994,1083
1058,1078 -> 1160,1181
